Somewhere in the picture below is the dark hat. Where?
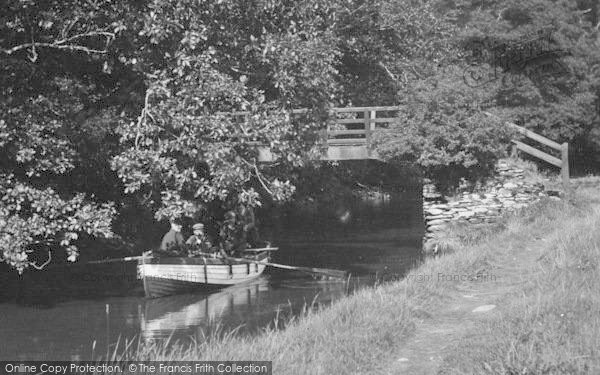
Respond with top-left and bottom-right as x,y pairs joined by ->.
170,217 -> 183,225
192,223 -> 204,230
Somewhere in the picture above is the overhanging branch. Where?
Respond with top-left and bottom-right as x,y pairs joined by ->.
378,61 -> 403,85
29,250 -> 52,270
2,30 -> 115,60
240,157 -> 274,196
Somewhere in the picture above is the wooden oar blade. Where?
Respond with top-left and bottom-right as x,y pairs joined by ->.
86,254 -> 151,264
242,247 -> 279,252
285,265 -> 347,279
226,256 -> 347,280
264,262 -> 347,279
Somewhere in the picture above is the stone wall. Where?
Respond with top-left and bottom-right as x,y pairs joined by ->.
422,159 -> 556,249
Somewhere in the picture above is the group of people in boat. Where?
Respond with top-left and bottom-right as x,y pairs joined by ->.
156,210 -> 262,258
156,218 -> 222,258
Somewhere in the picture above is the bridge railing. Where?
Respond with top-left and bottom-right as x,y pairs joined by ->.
326,106 -> 400,147
220,106 -> 402,147
484,112 -> 569,188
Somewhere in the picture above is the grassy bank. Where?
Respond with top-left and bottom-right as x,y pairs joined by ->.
439,186 -> 600,374
113,186 -> 600,374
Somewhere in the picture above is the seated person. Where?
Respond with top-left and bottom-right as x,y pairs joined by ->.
220,207 -> 261,257
155,218 -> 185,257
186,223 -> 216,257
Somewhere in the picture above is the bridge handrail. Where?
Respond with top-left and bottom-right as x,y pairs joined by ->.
484,112 -> 569,188
218,106 -> 401,145
217,106 -> 401,116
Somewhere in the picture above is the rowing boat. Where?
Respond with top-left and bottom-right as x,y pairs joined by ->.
137,250 -> 270,298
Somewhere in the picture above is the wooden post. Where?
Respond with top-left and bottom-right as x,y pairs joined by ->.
364,110 -> 371,147
370,110 -> 376,131
369,110 -> 376,157
561,142 -> 569,190
322,110 -> 331,146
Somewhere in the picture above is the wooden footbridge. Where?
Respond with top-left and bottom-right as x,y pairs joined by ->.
254,106 -> 401,162
230,106 -> 570,187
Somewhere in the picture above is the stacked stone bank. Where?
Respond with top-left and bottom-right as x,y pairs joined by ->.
423,160 -> 553,244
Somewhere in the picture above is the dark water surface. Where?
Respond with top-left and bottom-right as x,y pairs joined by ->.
0,195 -> 423,360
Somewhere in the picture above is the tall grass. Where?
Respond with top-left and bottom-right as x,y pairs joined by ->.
440,187 -> 600,374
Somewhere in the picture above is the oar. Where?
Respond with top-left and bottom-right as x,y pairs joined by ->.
227,256 -> 347,279
266,262 -> 347,279
85,248 -> 277,263
86,254 -> 152,264
242,246 -> 279,252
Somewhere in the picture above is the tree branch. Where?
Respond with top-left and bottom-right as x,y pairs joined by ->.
377,61 -> 403,85
230,66 -> 260,76
135,90 -> 152,150
29,250 -> 52,270
240,157 -> 274,196
394,60 -> 426,80
5,42 -> 110,56
56,31 -> 114,45
2,30 -> 115,58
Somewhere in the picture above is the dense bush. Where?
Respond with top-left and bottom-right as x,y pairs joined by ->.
374,66 -> 516,192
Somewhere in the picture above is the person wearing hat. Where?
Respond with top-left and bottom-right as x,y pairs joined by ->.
157,217 -> 185,256
186,222 -> 214,257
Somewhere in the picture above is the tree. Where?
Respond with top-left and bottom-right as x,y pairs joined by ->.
446,0 -> 600,172
375,0 -> 600,187
111,0 -> 345,249
1,0 -> 394,271
0,0 -> 139,272
332,0 -> 457,105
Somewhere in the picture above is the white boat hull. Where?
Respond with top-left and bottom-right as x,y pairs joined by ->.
137,252 -> 269,298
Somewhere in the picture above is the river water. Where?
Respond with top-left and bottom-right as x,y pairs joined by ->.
0,194 -> 423,360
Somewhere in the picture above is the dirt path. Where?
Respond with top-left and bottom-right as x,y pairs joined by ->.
384,235 -> 545,374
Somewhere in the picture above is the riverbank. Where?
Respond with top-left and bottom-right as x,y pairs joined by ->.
116,182 -> 600,374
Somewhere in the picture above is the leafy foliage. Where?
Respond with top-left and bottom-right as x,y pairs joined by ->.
0,0 -> 132,271
333,0 -> 457,105
445,0 -> 600,172
375,66 -> 516,191
0,176 -> 114,273
375,0 -> 599,183
110,0 -> 340,245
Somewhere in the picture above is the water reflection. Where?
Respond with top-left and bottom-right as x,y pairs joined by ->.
0,276 -> 351,360
140,276 -> 348,341
0,297 -> 141,360
141,278 -> 270,340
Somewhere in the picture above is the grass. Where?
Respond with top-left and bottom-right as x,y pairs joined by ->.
438,186 -> 600,374
101,185 -> 600,374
